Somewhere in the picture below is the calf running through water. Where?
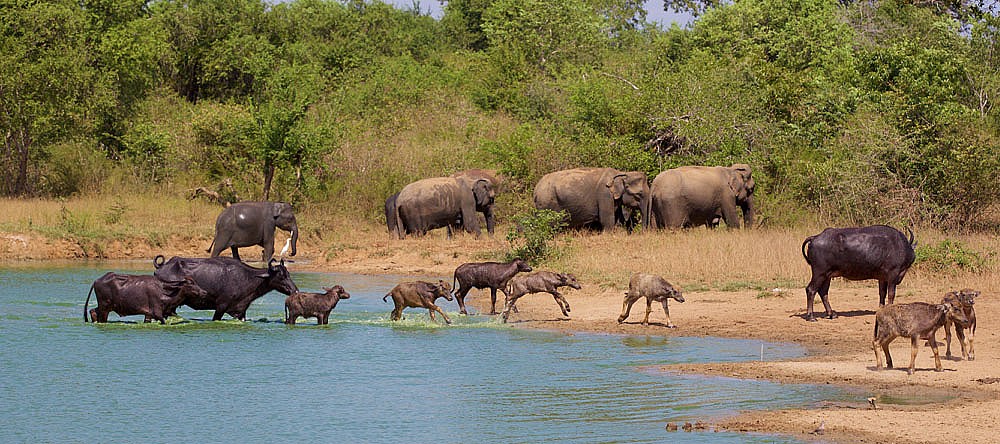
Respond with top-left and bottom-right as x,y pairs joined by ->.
383,280 -> 454,324
284,285 -> 351,325
453,258 -> 532,315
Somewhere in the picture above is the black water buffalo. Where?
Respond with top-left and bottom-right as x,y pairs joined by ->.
801,225 -> 916,321
284,285 -> 351,325
153,255 -> 298,321
84,273 -> 208,324
453,258 -> 532,315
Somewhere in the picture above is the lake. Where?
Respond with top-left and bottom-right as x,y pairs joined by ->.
0,262 -> 845,443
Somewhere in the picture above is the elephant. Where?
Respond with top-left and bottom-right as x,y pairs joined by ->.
207,201 -> 298,263
650,164 -> 755,229
532,168 -> 651,232
393,176 -> 495,239
385,169 -> 501,237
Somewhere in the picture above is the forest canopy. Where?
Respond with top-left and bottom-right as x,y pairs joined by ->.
1,0 -> 998,229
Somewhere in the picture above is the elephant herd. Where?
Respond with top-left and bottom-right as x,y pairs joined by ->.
385,164 -> 757,238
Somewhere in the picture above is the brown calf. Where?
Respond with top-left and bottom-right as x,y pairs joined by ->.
873,302 -> 970,375
942,288 -> 979,360
618,273 -> 685,327
500,271 -> 581,323
284,285 -> 351,325
383,280 -> 454,324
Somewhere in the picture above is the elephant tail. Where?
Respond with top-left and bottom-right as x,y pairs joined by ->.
905,226 -> 916,248
801,236 -> 816,265
83,284 -> 95,322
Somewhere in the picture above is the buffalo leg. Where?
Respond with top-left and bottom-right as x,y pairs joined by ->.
455,286 -> 472,315
954,326 -> 968,360
873,340 -> 883,370
804,274 -> 825,321
618,295 -> 638,323
552,292 -> 570,317
927,333 -> 943,371
489,288 -> 498,315
212,309 -> 226,321
878,281 -> 888,307
883,341 -> 894,369
641,297 -> 653,326
908,336 -> 919,375
661,300 -> 675,328
230,246 -> 241,261
390,305 -> 404,321
286,314 -> 297,325
500,294 -> 522,323
429,304 -> 451,325
968,329 -> 975,361
817,279 -> 835,319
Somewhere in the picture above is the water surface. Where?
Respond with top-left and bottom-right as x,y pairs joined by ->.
1,263 -> 844,443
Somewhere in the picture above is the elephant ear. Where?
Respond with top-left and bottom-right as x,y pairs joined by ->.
473,179 -> 492,207
606,174 -> 627,200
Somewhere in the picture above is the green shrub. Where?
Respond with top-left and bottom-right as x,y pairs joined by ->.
915,239 -> 992,273
504,209 -> 568,264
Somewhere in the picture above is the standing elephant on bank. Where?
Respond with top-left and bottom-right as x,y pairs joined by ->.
207,201 -> 298,263
385,169 -> 501,236
533,168 -> 651,232
650,164 -> 755,229
393,176 -> 495,239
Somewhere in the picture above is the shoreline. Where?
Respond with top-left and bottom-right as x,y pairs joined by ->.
4,230 -> 1000,443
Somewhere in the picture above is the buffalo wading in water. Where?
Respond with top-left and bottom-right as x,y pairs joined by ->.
84,273 -> 207,324
153,255 -> 298,321
383,280 -> 454,324
285,285 -> 351,325
453,258 -> 533,315
801,225 -> 916,321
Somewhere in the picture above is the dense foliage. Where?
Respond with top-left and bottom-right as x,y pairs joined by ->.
2,0 -> 998,229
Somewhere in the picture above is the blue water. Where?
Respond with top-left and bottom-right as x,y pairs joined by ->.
0,263 -> 843,443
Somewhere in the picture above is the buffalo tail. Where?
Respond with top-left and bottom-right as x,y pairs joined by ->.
382,293 -> 390,303
801,236 -> 815,265
84,284 -> 95,322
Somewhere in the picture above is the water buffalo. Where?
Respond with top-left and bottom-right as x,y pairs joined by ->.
453,258 -> 532,315
383,280 -> 454,324
873,301 -> 970,375
618,273 -> 685,327
500,271 -> 581,323
153,255 -> 298,321
84,273 -> 207,324
941,288 -> 979,360
285,285 -> 351,325
801,225 -> 916,321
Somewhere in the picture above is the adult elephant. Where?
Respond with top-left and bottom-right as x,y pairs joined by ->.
532,168 -> 651,232
650,164 -> 755,229
385,169 -> 501,236
393,176 -> 495,239
207,201 -> 298,263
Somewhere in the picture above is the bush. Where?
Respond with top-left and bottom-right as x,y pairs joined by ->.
915,239 -> 992,274
504,209 -> 568,264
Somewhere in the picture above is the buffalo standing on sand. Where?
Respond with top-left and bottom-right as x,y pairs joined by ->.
801,225 -> 916,321
618,273 -> 685,327
285,286 -> 351,325
153,255 -> 298,321
873,301 -> 969,375
453,258 -> 533,315
84,273 -> 208,324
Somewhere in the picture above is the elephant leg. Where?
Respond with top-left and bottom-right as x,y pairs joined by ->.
261,242 -> 275,263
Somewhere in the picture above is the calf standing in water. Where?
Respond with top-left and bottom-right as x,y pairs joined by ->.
618,273 -> 685,327
500,271 -> 581,323
284,285 -> 351,325
383,280 -> 454,324
873,302 -> 969,375
453,258 -> 532,315
84,274 -> 207,324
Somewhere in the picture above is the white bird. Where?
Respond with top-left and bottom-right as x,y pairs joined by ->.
812,420 -> 825,435
868,397 -> 878,410
278,232 -> 293,257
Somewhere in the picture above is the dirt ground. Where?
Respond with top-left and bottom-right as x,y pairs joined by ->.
4,230 -> 1000,444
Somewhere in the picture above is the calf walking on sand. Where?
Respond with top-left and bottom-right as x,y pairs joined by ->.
941,288 -> 980,360
873,302 -> 970,375
618,273 -> 685,327
500,271 -> 581,323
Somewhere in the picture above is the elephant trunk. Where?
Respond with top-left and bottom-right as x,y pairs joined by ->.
741,196 -> 755,229
289,224 -> 299,256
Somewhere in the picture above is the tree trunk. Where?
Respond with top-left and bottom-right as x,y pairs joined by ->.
262,158 -> 274,201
